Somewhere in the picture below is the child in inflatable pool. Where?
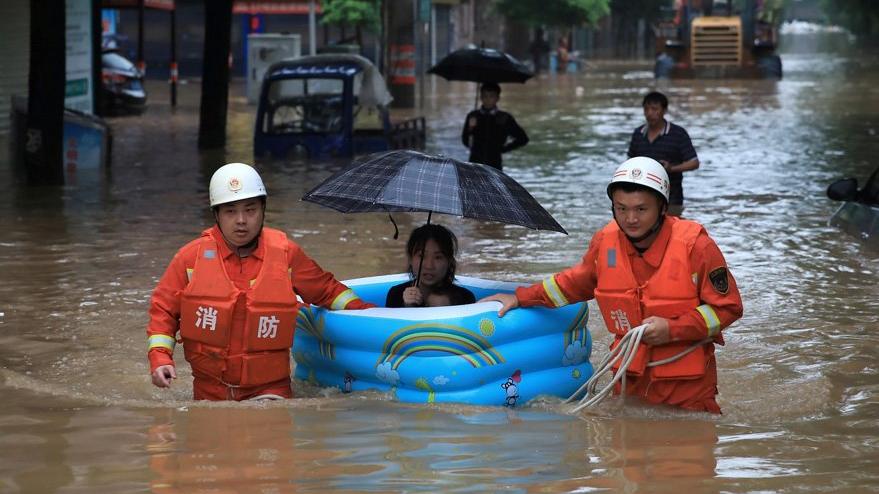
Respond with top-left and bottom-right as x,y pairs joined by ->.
385,224 -> 476,307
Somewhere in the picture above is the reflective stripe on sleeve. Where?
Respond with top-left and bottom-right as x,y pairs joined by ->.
331,289 -> 359,310
696,304 -> 722,337
542,276 -> 569,308
148,334 -> 176,352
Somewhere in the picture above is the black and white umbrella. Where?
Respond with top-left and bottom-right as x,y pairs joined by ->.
302,150 -> 567,235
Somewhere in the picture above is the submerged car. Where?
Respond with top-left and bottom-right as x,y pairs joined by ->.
826,167 -> 879,249
101,35 -> 147,115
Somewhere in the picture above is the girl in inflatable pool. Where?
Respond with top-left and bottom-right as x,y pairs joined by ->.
385,224 -> 476,308
292,228 -> 593,406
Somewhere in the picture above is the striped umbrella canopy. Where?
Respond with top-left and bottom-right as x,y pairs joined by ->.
302,150 -> 567,234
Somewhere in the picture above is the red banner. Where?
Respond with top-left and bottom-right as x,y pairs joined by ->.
390,44 -> 416,85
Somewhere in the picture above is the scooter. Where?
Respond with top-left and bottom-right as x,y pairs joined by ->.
101,34 -> 147,115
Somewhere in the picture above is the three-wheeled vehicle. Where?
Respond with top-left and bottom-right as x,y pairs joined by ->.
826,167 -> 879,249
254,54 -> 425,159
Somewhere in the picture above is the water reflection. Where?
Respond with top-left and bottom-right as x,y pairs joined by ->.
605,419 -> 718,482
143,404 -> 583,492
139,402 -> 725,492
147,405 -> 360,493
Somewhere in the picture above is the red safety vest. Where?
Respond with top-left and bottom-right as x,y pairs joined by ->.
593,218 -> 713,380
179,227 -> 298,387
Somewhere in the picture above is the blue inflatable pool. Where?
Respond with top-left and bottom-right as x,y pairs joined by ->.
292,274 -> 593,407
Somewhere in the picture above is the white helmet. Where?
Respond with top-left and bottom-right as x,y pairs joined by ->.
607,157 -> 669,203
209,163 -> 267,207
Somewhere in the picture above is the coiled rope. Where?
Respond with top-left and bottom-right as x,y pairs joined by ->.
565,324 -> 711,413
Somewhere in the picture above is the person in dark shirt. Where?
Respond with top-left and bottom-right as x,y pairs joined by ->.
529,28 -> 550,73
385,224 -> 476,308
461,82 -> 529,171
859,167 -> 879,205
627,91 -> 699,210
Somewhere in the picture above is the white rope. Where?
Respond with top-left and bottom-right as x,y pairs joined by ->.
248,393 -> 287,401
565,324 -> 711,413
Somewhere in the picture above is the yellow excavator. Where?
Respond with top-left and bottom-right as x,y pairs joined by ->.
654,0 -> 783,78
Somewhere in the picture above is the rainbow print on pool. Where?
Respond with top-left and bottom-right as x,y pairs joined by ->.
292,274 -> 593,406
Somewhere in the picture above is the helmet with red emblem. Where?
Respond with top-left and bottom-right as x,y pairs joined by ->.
607,156 -> 669,204
208,163 -> 267,207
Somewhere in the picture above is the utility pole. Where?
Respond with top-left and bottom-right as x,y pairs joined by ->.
25,0 -> 66,185
198,0 -> 233,149
387,0 -> 416,108
309,0 -> 317,55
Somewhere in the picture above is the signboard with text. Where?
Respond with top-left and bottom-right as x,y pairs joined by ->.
65,0 -> 94,113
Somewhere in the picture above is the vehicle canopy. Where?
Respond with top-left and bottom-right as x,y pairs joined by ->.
263,54 -> 392,108
255,54 -> 424,159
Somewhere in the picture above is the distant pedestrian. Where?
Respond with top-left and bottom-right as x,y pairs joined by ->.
529,28 -> 550,73
461,82 -> 529,171
627,91 -> 700,210
556,34 -> 570,73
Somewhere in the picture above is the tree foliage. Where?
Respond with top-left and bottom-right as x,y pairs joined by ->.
320,0 -> 381,32
757,0 -> 786,24
819,0 -> 879,35
609,0 -> 670,24
494,0 -> 610,27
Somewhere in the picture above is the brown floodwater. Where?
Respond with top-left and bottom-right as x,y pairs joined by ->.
0,32 -> 877,492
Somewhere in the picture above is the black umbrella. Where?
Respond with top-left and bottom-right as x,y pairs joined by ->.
303,150 -> 565,234
428,46 -> 534,84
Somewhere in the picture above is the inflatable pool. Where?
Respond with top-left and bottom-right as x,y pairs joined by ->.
292,274 -> 593,406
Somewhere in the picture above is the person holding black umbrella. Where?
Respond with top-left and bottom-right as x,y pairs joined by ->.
461,82 -> 529,171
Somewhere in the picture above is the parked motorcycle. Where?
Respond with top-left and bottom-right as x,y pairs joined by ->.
101,35 -> 147,115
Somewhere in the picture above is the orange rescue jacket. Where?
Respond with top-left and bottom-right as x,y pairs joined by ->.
593,218 -> 719,380
179,227 -> 298,387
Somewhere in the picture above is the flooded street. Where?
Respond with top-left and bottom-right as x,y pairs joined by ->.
1,33 -> 878,492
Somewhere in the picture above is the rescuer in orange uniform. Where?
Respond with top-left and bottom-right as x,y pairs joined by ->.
481,157 -> 743,413
147,163 -> 374,401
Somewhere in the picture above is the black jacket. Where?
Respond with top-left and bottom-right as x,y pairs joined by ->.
385,281 -> 476,308
461,107 -> 529,170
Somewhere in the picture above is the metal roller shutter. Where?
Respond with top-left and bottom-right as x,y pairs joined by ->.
0,0 -> 30,135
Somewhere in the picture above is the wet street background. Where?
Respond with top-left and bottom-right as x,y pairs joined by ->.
0,32 -> 877,492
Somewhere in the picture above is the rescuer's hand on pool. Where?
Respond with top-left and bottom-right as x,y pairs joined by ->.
479,293 -> 519,317
151,365 -> 177,388
641,316 -> 671,346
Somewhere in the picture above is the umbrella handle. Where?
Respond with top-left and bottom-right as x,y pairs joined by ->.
414,212 -> 433,288
388,213 -> 399,240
